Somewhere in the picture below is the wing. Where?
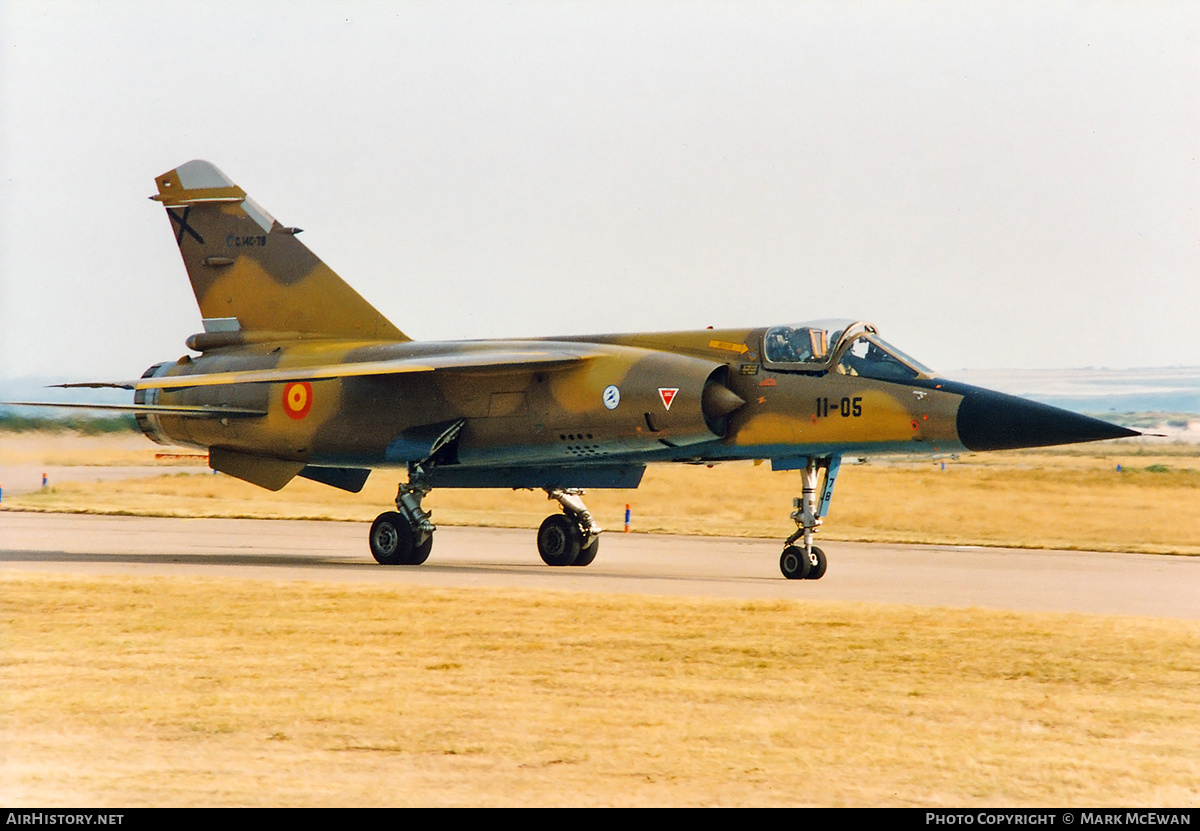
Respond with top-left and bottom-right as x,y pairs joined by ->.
52,348 -> 592,392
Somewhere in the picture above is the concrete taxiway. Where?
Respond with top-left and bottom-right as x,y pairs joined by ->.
1,511 -> 1196,619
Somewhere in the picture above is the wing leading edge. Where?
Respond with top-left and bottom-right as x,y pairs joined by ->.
1,401 -> 267,418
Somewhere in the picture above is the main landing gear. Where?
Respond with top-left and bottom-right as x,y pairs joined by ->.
537,488 -> 601,567
779,456 -> 840,580
368,467 -> 604,569
369,475 -> 435,565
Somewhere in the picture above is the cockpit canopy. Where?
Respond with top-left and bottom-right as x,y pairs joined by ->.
763,324 -> 831,365
762,320 -> 933,381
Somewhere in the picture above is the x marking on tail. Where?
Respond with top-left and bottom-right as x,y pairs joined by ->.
167,207 -> 205,245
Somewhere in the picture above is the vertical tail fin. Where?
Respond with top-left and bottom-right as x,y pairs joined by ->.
153,160 -> 407,342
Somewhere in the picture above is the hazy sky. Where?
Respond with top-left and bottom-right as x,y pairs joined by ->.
1,0 -> 1196,381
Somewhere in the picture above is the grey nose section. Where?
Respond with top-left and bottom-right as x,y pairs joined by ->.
955,385 -> 1139,452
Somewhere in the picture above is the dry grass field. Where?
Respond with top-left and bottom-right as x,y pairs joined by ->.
2,432 -> 1197,554
4,573 -> 1199,807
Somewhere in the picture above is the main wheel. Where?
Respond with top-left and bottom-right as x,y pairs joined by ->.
805,545 -> 827,580
370,511 -> 415,565
538,514 -> 581,566
572,536 -> 600,567
780,545 -> 811,580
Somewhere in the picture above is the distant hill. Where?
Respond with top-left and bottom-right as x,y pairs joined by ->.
0,377 -> 133,408
0,377 -> 137,431
945,367 -> 1200,415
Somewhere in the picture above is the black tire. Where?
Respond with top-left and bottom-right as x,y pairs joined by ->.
409,533 -> 433,565
780,545 -> 811,580
370,511 -> 415,565
572,536 -> 600,567
538,514 -> 581,566
805,545 -> 827,580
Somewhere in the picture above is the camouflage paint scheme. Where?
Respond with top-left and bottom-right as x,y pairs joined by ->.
14,161 -> 1137,576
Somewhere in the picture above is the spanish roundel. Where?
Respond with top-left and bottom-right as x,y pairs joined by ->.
283,382 -> 313,420
658,388 -> 678,411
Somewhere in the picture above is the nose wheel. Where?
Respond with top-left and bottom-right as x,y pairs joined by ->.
780,544 -> 826,580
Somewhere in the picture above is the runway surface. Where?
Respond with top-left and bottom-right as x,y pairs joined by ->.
1,511 -> 1196,619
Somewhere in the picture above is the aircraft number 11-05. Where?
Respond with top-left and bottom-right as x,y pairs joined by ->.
815,397 -> 862,418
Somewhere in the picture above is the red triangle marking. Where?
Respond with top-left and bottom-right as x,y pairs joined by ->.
658,388 -> 678,410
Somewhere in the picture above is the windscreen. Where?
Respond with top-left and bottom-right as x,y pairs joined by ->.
836,335 -> 933,381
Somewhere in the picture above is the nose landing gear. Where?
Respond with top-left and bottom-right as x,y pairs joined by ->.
779,456 -> 839,580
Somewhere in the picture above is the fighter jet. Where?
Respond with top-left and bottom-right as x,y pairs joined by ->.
8,160 -> 1139,579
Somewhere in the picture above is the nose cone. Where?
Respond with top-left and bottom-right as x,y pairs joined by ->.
954,384 -> 1139,452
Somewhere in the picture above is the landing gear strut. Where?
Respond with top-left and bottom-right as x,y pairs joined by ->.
780,456 -> 839,580
369,466 -> 436,565
537,488 -> 601,567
